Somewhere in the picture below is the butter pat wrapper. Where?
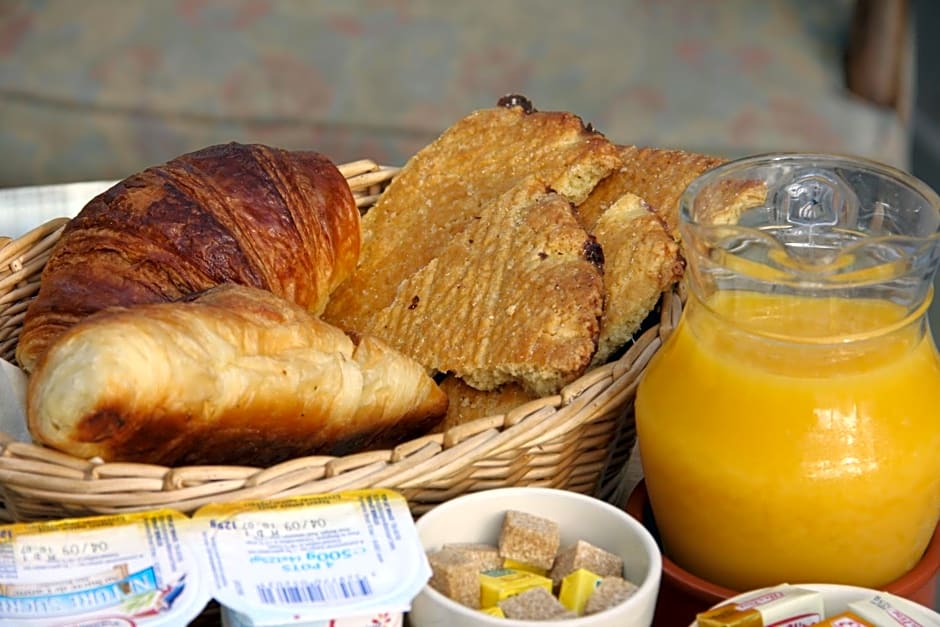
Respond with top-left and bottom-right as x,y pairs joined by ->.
849,592 -> 940,626
697,584 -> 824,627
0,509 -> 211,626
193,488 -> 430,627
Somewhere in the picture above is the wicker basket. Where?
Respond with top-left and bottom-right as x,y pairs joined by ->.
0,160 -> 678,523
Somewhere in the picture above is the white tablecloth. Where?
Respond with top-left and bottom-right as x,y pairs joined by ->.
0,180 -> 116,238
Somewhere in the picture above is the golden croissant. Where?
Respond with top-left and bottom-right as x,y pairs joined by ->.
17,142 -> 360,372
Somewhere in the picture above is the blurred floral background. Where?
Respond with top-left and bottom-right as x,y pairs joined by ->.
0,0 -> 914,185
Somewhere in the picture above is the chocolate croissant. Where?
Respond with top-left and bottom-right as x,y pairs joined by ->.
27,284 -> 448,466
16,142 -> 360,372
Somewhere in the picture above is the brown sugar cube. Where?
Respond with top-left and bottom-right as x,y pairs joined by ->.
441,542 -> 502,571
427,548 -> 481,609
549,539 -> 624,587
584,576 -> 638,615
498,586 -> 577,620
498,510 -> 560,571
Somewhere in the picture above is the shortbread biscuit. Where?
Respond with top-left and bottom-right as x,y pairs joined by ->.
365,181 -> 604,396
323,99 -> 620,334
434,375 -> 537,433
589,192 -> 683,365
577,145 -> 727,237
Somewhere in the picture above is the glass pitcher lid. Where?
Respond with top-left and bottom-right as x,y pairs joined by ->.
679,153 -> 940,301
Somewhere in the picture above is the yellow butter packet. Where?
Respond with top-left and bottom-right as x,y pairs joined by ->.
558,568 -> 604,615
479,568 -> 552,609
480,606 -> 506,617
502,557 -> 548,577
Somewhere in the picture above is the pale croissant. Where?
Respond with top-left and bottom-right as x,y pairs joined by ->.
27,284 -> 448,466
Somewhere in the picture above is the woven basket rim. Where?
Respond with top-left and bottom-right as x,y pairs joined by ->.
0,160 -> 679,522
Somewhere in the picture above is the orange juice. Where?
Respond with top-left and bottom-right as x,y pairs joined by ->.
635,290 -> 940,591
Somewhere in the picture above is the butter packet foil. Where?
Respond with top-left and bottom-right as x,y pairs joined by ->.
849,592 -> 940,627
193,488 -> 430,627
0,509 -> 211,626
696,583 -> 824,627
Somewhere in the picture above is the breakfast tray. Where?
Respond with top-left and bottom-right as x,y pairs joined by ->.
0,160 -> 679,523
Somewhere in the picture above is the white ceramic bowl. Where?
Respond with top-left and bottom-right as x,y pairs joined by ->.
408,487 -> 662,627
689,583 -> 940,626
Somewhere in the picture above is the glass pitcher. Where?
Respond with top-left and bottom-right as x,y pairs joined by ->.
635,153 -> 940,591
